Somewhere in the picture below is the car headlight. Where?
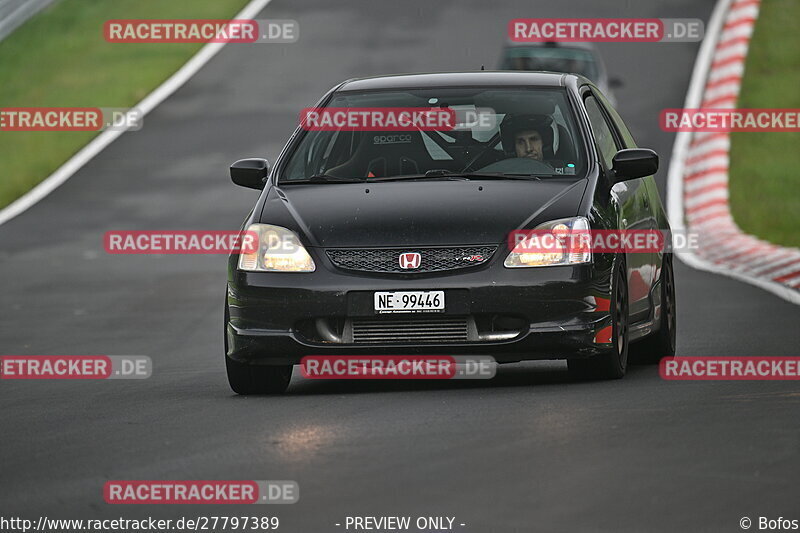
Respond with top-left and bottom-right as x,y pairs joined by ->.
504,216 -> 592,268
238,224 -> 316,272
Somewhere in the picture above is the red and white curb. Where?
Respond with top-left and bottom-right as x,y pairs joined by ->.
667,0 -> 800,305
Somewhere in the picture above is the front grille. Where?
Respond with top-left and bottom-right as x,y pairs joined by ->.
351,317 -> 469,344
326,246 -> 497,273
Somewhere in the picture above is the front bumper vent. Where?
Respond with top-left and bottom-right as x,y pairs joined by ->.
306,315 -> 524,345
350,316 -> 471,344
345,317 -> 468,344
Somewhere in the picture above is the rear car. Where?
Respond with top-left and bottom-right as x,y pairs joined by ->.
498,42 -> 621,104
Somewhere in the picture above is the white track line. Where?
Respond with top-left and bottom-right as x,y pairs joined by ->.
0,0 -> 273,227
666,0 -> 800,305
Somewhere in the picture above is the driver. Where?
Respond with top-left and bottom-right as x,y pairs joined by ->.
514,129 -> 544,161
499,114 -> 554,162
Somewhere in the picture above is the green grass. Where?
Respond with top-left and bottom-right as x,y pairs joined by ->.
729,0 -> 800,247
0,0 -> 250,208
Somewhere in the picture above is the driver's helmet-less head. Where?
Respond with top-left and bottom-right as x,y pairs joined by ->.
499,114 -> 555,157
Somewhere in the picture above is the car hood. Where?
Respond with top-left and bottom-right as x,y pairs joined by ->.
261,179 -> 588,248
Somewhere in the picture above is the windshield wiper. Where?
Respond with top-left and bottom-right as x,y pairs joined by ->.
425,170 -> 542,181
286,174 -> 368,184
289,172 -> 545,184
366,170 -> 544,182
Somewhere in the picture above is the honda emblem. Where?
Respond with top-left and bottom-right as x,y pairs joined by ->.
399,252 -> 421,269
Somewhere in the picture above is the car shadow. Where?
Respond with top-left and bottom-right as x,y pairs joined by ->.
284,360 -> 654,396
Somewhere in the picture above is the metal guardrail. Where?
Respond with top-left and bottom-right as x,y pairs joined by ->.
0,0 -> 58,42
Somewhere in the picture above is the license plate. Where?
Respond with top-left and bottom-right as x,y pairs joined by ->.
374,291 -> 445,314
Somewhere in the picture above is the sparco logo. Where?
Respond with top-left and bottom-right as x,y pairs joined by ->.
398,252 -> 421,269
373,134 -> 412,144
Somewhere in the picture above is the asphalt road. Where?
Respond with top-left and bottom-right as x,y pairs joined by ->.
2,0 -> 800,531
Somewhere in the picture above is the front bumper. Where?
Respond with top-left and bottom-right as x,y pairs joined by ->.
226,256 -> 615,365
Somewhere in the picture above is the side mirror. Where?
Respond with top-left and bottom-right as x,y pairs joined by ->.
230,158 -> 269,189
611,148 -> 658,182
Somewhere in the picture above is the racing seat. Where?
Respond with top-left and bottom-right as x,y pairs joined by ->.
327,131 -> 437,178
553,124 -> 576,162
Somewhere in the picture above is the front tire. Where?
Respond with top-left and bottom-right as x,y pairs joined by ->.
630,254 -> 676,364
568,260 -> 629,380
224,301 -> 292,395
225,356 -> 292,395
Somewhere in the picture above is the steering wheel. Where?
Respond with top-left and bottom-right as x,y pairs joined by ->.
475,157 -> 555,174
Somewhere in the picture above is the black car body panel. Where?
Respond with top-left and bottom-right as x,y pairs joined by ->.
262,179 -> 587,248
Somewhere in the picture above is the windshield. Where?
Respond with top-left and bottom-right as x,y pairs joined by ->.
280,87 -> 585,183
500,46 -> 599,81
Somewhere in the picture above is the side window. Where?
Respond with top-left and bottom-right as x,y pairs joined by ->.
584,95 -> 620,170
595,90 -> 638,148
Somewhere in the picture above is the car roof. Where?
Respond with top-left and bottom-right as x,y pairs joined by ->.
337,71 -> 583,92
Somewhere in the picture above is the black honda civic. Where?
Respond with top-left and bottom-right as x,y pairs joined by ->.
225,71 -> 676,394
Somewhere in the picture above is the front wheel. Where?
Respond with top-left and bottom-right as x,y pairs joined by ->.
224,301 -> 292,394
225,357 -> 292,395
568,261 -> 629,380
